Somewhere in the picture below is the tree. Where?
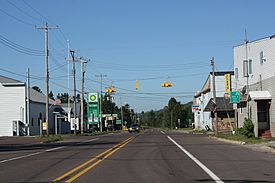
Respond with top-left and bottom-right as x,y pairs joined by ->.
32,86 -> 42,93
48,91 -> 54,100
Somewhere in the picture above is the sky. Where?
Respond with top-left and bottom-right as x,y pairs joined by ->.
1,0 -> 275,112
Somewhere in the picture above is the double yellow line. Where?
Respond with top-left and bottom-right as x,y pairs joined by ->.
51,137 -> 134,183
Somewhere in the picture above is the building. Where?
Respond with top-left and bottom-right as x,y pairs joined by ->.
234,35 -> 275,137
193,71 -> 235,131
0,75 -> 56,136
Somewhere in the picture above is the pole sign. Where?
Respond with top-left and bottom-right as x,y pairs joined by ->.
88,93 -> 98,103
87,93 -> 100,125
230,91 -> 240,103
224,74 -> 231,94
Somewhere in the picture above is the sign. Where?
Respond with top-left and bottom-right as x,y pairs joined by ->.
230,91 -> 240,103
88,92 -> 100,124
88,93 -> 99,103
42,122 -> 47,130
192,105 -> 200,112
224,74 -> 231,93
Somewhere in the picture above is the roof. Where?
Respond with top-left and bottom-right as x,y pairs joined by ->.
194,71 -> 234,98
204,97 -> 233,112
249,91 -> 271,100
0,75 -> 24,85
234,34 -> 275,48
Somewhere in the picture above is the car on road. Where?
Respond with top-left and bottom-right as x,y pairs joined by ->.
128,124 -> 140,133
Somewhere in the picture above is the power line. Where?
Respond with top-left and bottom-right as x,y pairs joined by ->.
0,35 -> 44,56
7,0 -> 42,23
0,7 -> 34,26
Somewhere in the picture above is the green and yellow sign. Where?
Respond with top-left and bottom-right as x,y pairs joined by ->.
88,93 -> 100,124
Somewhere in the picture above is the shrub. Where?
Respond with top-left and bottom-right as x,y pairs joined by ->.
242,118 -> 255,138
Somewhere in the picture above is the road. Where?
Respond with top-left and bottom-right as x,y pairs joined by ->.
0,129 -> 275,183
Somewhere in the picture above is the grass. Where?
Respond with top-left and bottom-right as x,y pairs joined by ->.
216,133 -> 275,144
41,135 -> 63,143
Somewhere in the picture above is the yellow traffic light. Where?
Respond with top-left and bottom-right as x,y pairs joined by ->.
161,81 -> 173,87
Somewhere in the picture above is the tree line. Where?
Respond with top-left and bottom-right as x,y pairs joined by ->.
139,98 -> 193,128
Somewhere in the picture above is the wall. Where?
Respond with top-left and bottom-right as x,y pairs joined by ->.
0,84 -> 25,136
234,37 -> 275,137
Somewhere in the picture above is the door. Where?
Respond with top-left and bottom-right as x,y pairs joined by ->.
257,100 -> 270,132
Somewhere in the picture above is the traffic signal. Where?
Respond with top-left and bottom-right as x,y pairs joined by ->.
161,81 -> 173,87
106,87 -> 116,93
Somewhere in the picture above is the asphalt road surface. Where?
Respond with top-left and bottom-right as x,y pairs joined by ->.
0,129 -> 275,183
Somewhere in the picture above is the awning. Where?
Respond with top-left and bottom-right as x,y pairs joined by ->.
249,91 -> 271,100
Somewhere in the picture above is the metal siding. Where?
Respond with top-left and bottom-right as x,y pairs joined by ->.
0,84 -> 25,136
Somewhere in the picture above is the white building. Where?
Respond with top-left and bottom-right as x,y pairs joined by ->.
0,75 -> 56,136
234,35 -> 275,137
193,71 -> 235,131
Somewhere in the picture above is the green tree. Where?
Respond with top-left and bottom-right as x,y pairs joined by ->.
49,91 -> 54,100
32,86 -> 42,93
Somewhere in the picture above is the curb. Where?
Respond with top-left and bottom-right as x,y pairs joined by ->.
209,136 -> 246,145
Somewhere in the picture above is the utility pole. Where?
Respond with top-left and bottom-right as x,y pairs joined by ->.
36,23 -> 58,136
245,30 -> 250,119
70,50 -> 77,135
211,57 -> 218,135
67,51 -> 89,135
26,68 -> 30,136
80,58 -> 88,134
67,40 -> 71,125
119,96 -> 124,128
95,74 -> 107,132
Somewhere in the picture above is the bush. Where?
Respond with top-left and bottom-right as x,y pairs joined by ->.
242,118 -> 255,138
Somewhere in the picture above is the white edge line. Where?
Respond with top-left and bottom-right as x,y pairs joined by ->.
83,138 -> 99,143
167,136 -> 224,183
0,137 -> 100,164
0,151 -> 42,164
45,146 -> 66,152
160,131 -> 165,134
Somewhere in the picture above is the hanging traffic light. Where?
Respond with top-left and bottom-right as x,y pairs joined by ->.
161,81 -> 173,87
106,86 -> 116,93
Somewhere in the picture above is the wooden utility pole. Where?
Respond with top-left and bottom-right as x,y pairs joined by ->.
67,52 -> 89,135
95,74 -> 107,132
36,23 -> 58,136
80,58 -> 88,134
211,57 -> 218,135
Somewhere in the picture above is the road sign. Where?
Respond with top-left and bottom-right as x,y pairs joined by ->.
230,91 -> 240,103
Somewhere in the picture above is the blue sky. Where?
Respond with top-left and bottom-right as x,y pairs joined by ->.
1,0 -> 275,112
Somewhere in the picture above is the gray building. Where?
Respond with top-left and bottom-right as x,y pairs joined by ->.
234,35 -> 275,137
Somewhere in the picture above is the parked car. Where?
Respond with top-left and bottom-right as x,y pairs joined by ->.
128,124 -> 140,133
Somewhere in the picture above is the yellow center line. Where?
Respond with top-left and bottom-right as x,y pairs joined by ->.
51,137 -> 133,183
65,137 -> 134,183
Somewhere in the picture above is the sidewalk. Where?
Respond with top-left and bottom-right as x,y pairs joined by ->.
211,136 -> 275,154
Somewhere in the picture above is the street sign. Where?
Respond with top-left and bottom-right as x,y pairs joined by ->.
230,91 -> 240,103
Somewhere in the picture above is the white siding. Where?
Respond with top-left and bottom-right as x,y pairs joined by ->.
0,84 -> 25,136
234,36 -> 275,137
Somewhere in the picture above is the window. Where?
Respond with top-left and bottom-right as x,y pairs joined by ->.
260,51 -> 265,65
31,118 -> 34,126
243,60 -> 248,77
235,68 -> 238,80
260,51 -> 263,65
248,59 -> 252,75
